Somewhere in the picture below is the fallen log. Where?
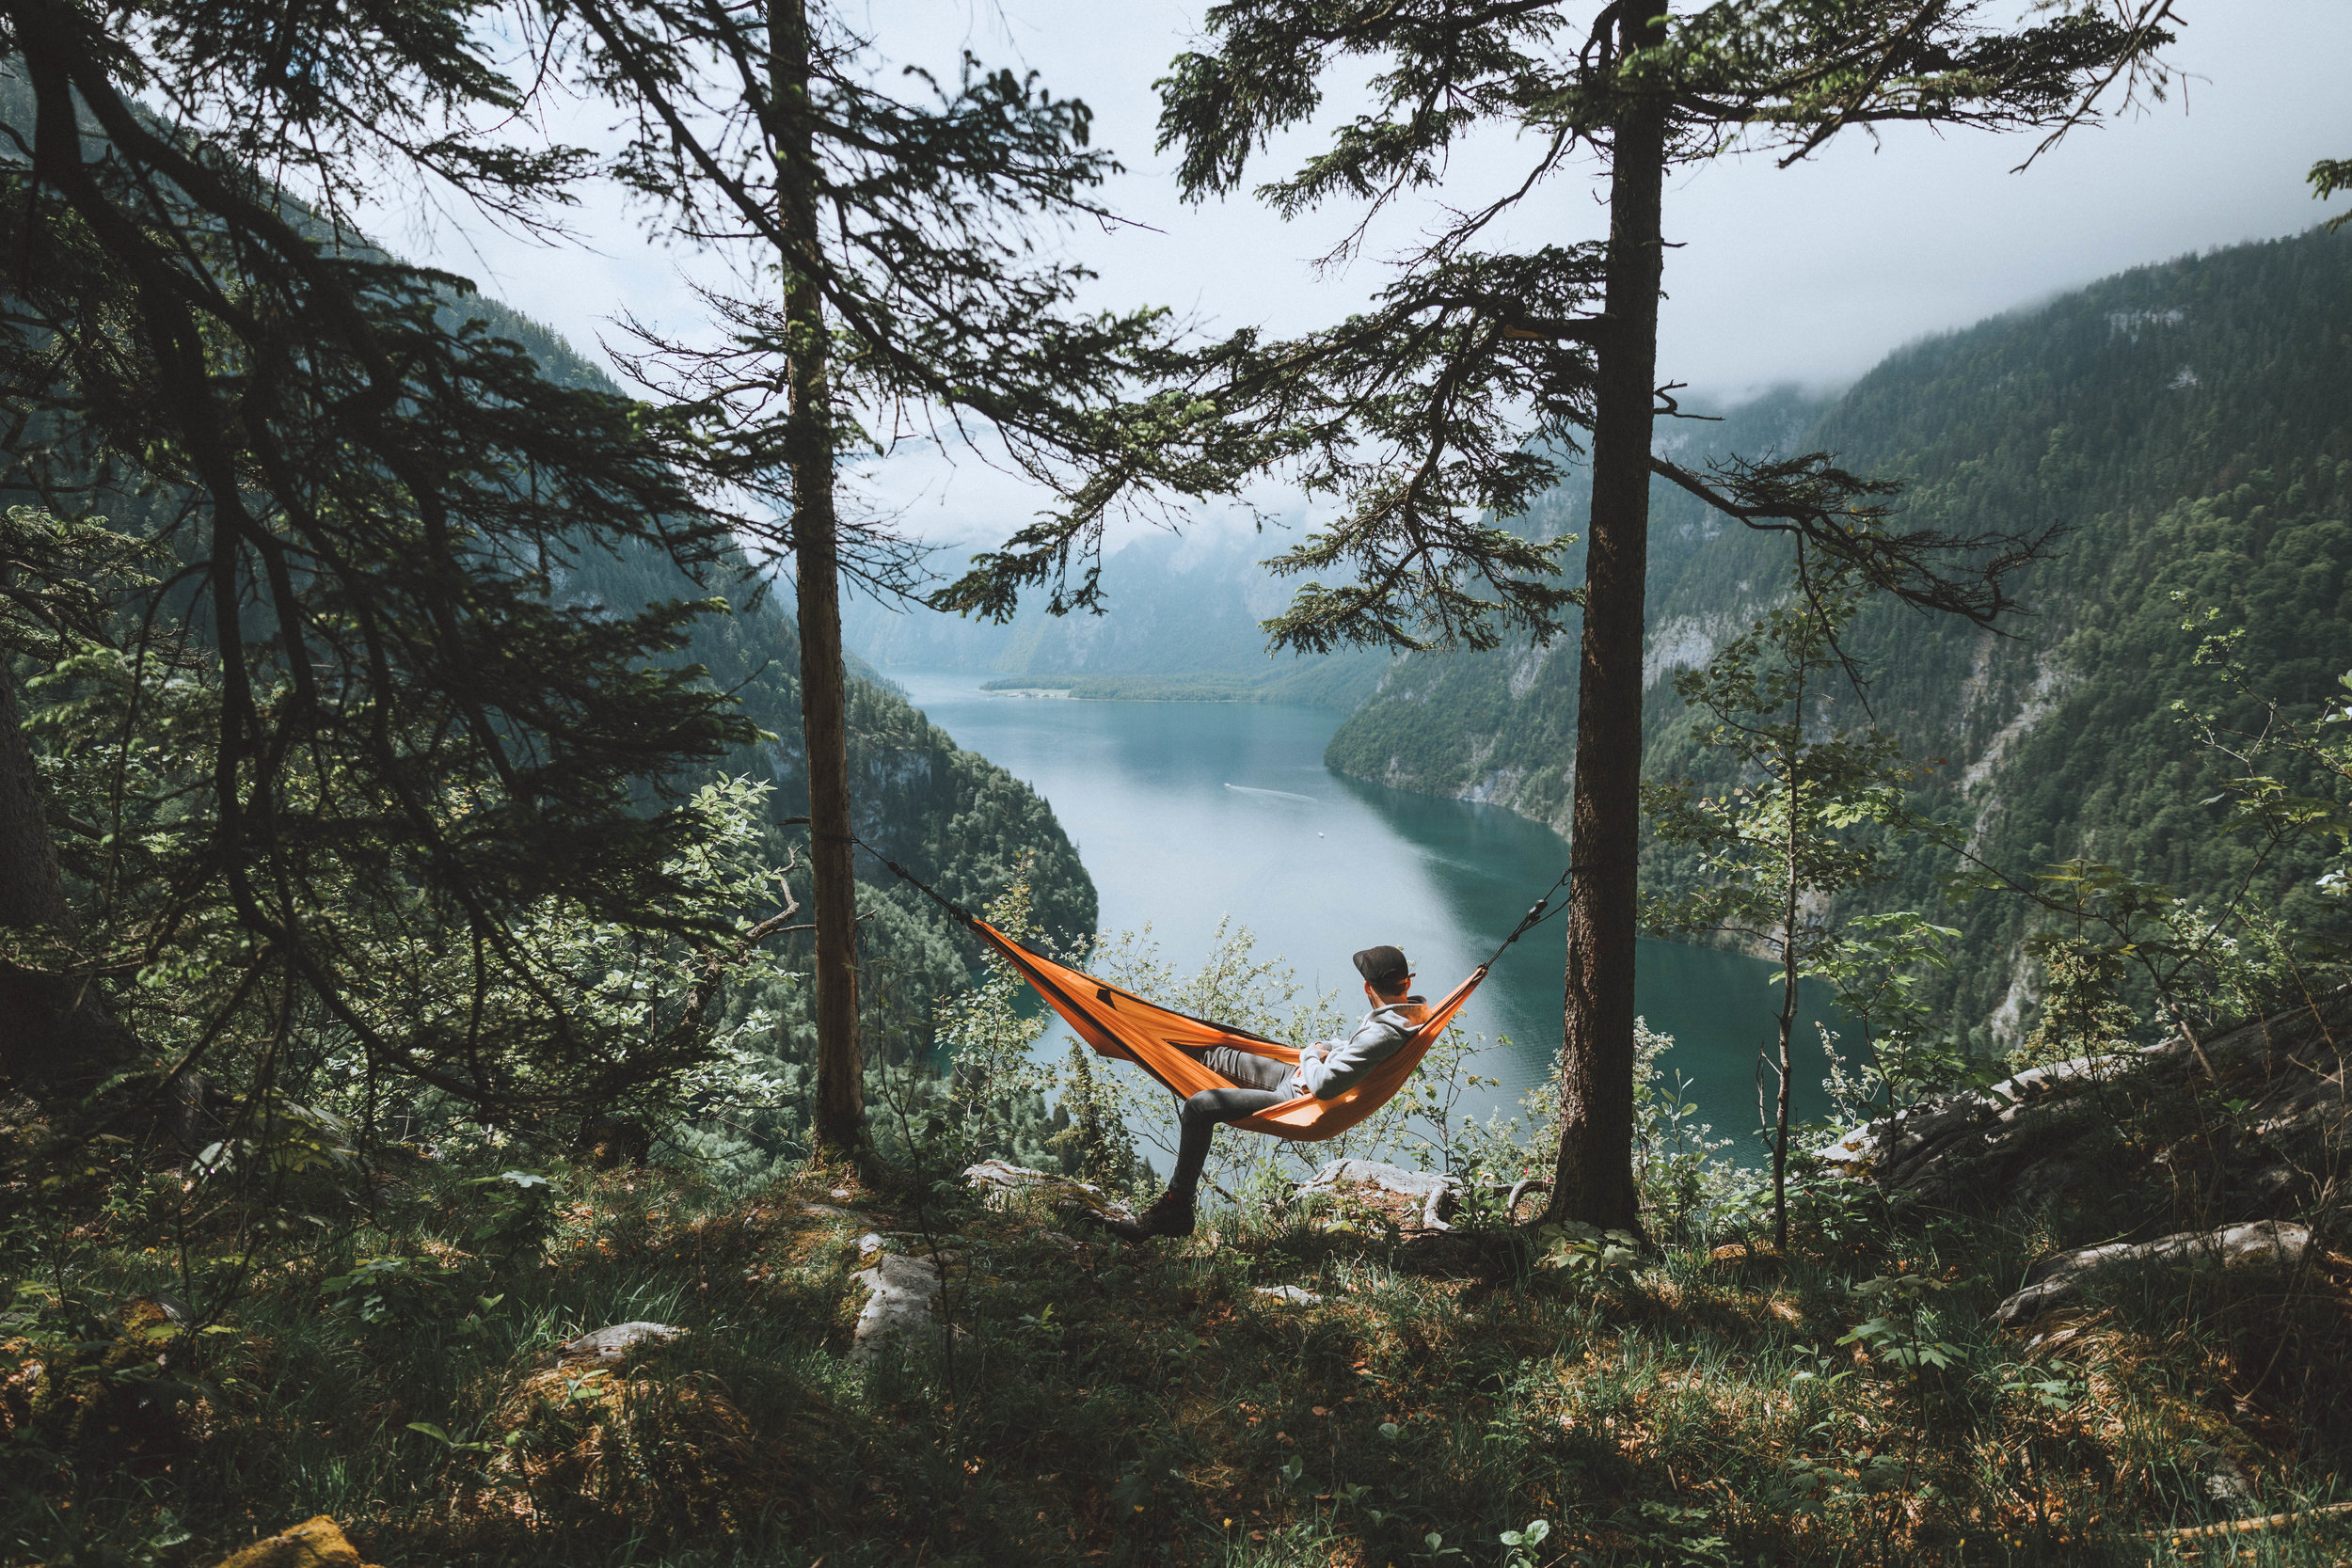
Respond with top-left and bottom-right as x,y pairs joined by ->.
2148,1497 -> 2352,1543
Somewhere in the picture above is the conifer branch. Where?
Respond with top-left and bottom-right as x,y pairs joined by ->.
1649,452 -> 2061,627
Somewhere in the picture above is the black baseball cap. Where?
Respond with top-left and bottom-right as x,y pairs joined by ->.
1352,945 -> 1412,989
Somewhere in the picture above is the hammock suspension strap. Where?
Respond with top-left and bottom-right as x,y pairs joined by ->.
1483,859 -> 1581,969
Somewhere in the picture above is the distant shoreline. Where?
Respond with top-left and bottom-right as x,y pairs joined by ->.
972,671 -> 1367,706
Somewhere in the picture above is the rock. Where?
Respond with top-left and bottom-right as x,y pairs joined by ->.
1300,1159 -> 1454,1199
492,1355 -> 776,1528
206,1516 -> 379,1568
1985,1053 -> 2135,1103
1816,1126 -> 1875,1167
1993,1220 -> 2312,1326
790,1186 -> 881,1226
1297,1159 -> 1463,1230
963,1159 -> 1136,1223
2181,1439 -> 2258,1514
1823,987 -> 2352,1229
560,1322 -> 687,1367
850,1247 -> 962,1364
16,1297 -> 196,1456
1253,1285 -> 1321,1305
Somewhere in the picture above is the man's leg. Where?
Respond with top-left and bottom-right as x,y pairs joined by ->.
1199,1046 -> 1295,1093
1168,1087 -> 1287,1204
1106,1085 -> 1283,1241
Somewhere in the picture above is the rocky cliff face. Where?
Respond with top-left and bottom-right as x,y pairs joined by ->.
1824,986 -> 2352,1235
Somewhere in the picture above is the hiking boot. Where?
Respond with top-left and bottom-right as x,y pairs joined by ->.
1100,1192 -> 1196,1243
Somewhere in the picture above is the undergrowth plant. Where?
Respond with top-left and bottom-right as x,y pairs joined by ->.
14,630 -> 2352,1568
9,900 -> 2352,1568
15,1144 -> 2342,1567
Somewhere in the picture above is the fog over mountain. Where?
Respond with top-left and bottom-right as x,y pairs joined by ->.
843,523 -> 1391,706
375,2 -> 2352,556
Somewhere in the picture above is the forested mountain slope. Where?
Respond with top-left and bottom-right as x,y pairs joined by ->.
1329,228 -> 2352,1045
1324,387 -> 1832,813
5,265 -> 1094,1068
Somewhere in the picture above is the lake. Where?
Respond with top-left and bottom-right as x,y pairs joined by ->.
890,670 -> 1845,1162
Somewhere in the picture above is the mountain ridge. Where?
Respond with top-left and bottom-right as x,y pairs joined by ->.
843,525 -> 1391,707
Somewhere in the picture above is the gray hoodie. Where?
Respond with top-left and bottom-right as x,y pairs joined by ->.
1293,998 -> 1429,1100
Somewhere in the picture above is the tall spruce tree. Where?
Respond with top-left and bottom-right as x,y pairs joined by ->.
0,0 -> 760,1123
565,0 -> 1253,1156
1118,0 -> 2170,1229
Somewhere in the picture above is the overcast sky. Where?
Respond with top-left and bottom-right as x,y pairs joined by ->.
381,0 -> 2352,546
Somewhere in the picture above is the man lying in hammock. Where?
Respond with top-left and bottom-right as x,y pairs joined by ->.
1102,945 -> 1428,1242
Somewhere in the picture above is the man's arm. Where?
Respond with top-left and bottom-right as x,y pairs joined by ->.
1295,1011 -> 1413,1100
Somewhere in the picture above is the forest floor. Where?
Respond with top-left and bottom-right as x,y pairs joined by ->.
6,1154 -> 2350,1568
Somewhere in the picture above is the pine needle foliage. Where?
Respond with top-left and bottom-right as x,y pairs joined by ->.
1135,0 -> 2170,1233
0,19 -> 777,1123
559,0 -> 1265,617
1128,0 -> 2170,655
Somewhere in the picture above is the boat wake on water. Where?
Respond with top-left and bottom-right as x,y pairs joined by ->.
1223,783 -> 1321,804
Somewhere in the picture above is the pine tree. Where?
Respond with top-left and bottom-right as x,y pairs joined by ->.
565,0 -> 1255,1156
1135,0 -> 2169,1229
0,3 -> 759,1121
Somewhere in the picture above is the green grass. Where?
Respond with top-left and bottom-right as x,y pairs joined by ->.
5,1155 -> 2347,1568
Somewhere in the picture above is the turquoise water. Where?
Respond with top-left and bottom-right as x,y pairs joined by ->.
890,671 -> 1842,1158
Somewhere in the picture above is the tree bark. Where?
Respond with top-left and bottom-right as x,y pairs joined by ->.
1546,2 -> 1669,1234
1773,747 -> 1801,1253
0,659 -> 140,1099
771,0 -> 864,1159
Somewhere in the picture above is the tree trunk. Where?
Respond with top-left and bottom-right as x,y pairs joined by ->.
772,0 -> 864,1159
0,659 -> 140,1099
1773,761 -> 1801,1253
1545,2 -> 1669,1234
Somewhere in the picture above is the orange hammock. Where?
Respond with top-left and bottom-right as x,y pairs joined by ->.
963,916 -> 1488,1143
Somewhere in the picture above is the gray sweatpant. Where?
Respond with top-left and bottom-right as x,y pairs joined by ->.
1166,1046 -> 1296,1203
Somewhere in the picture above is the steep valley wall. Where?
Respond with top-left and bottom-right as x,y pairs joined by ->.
1327,228 -> 2352,1049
